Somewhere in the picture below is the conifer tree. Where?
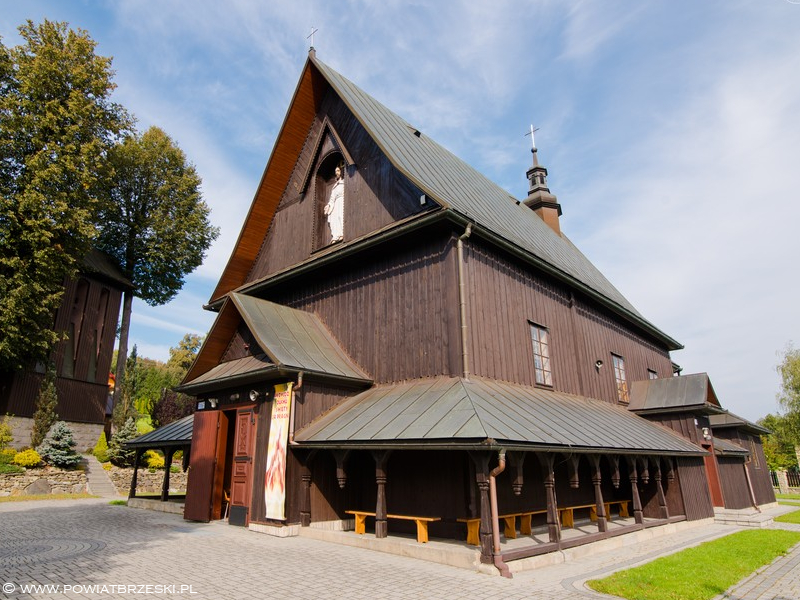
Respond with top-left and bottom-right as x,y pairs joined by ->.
38,421 -> 81,469
31,364 -> 59,448
107,417 -> 138,467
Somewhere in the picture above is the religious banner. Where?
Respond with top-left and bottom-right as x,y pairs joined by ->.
264,382 -> 293,520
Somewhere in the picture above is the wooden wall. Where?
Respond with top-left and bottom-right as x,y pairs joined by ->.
464,240 -> 673,403
247,89 -> 429,284
267,233 -> 461,384
717,457 -> 752,509
675,457 -> 714,520
0,274 -> 121,423
644,414 -> 704,446
714,429 -> 776,506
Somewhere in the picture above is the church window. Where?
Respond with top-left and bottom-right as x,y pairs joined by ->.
612,354 -> 629,403
530,323 -> 553,386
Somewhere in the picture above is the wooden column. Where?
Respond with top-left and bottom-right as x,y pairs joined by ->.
589,455 -> 607,533
567,454 -> 580,488
627,456 -> 644,524
372,450 -> 391,539
332,450 -> 350,489
653,458 -> 669,519
469,451 -> 493,563
609,455 -> 621,488
160,447 -> 175,502
508,452 -> 525,495
538,454 -> 560,543
129,449 -> 142,499
299,450 -> 317,527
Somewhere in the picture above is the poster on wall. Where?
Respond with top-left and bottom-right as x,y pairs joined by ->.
264,382 -> 293,520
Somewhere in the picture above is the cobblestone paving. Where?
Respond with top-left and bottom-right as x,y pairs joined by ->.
1,499 -> 799,600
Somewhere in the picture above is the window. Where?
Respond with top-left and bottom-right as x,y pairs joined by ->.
529,323 -> 552,386
612,354 -> 629,403
648,369 -> 658,380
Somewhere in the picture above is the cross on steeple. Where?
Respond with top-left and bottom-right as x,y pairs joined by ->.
306,27 -> 319,49
525,124 -> 539,152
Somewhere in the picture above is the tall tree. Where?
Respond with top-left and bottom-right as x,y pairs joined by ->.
0,20 -> 129,370
166,333 -> 204,380
97,126 -> 219,412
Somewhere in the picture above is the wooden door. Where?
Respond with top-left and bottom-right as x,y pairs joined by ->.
229,408 -> 257,526
184,411 -> 221,522
702,443 -> 725,508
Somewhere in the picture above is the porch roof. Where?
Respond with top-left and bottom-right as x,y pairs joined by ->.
126,414 -> 194,449
709,411 -> 770,435
294,377 -> 705,455
629,373 -> 725,416
712,437 -> 749,457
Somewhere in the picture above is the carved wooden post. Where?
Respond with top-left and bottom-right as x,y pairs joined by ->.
508,452 -> 525,496
372,450 -> 392,539
469,451 -> 493,563
653,458 -> 669,519
299,450 -> 317,527
160,447 -> 175,502
639,457 -> 650,485
588,455 -> 607,533
609,455 -> 621,489
664,457 -> 675,482
567,454 -> 580,489
332,450 -> 350,489
627,456 -> 644,524
537,453 -> 560,543
129,449 -> 142,499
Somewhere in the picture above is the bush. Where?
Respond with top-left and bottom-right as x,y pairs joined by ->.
151,390 -> 195,428
0,463 -> 24,474
144,449 -> 164,469
38,422 -> 81,469
13,448 -> 42,468
0,415 -> 13,450
31,365 -> 59,448
102,462 -> 112,471
93,432 -> 109,463
107,417 -> 138,467
0,448 -> 16,464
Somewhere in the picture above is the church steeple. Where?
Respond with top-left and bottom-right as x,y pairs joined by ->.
522,126 -> 562,236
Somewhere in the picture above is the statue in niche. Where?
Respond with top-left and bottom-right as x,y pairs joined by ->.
324,163 -> 345,242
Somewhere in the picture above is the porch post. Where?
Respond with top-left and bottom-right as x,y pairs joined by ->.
332,450 -> 350,489
627,456 -> 644,524
653,458 -> 669,519
299,450 -> 317,527
372,450 -> 392,539
538,453 -> 560,543
129,449 -> 142,499
160,447 -> 175,502
589,455 -> 607,533
469,451 -> 493,563
508,451 -> 525,495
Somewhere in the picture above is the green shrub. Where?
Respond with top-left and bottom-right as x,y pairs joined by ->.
107,417 -> 138,467
13,448 -> 42,468
0,415 -> 14,450
93,432 -> 109,463
0,463 -> 24,474
31,365 -> 59,448
144,449 -> 164,469
0,448 -> 16,464
102,462 -> 112,471
38,422 -> 81,469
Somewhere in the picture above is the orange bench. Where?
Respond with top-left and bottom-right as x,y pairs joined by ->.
458,510 -> 548,545
346,510 -> 440,543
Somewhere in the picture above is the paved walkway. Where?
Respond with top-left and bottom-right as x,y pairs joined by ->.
0,499 -> 798,599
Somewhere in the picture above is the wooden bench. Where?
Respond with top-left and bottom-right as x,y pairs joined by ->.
560,501 -> 631,528
605,500 -> 630,518
346,510 -> 440,543
458,510 -> 548,545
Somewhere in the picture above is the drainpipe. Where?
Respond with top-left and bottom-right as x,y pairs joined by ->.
289,371 -> 303,445
489,450 -> 512,579
457,224 -> 472,380
743,457 -> 760,512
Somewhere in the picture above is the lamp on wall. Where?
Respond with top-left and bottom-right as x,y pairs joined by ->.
208,398 -> 218,409
595,359 -> 604,370
702,427 -> 711,441
249,389 -> 261,402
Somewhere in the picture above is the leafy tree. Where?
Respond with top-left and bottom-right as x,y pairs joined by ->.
152,390 -> 195,428
38,421 -> 81,469
31,364 -> 59,448
136,357 -> 178,416
96,126 -> 218,416
759,413 -> 799,471
778,344 -> 800,417
107,416 -> 138,467
112,345 -> 140,428
167,334 -> 203,380
0,20 -> 129,371
0,415 -> 13,450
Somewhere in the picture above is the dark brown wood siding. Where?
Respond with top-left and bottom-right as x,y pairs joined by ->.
717,457 -> 752,509
266,233 -> 460,384
676,457 -> 714,520
642,414 -> 704,446
0,274 -> 121,423
247,90 -> 429,283
714,429 -> 776,506
295,382 -> 355,431
464,240 -> 672,402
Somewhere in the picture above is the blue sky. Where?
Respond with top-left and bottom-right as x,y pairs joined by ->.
2,0 -> 799,422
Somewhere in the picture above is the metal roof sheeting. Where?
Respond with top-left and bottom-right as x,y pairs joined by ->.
629,373 -> 722,414
712,437 -> 749,456
295,377 -> 704,455
126,414 -> 194,448
709,411 -> 770,435
311,57 -> 682,350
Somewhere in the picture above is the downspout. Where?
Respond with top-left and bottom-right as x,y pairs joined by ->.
489,450 -> 512,578
743,456 -> 760,512
457,224 -> 472,380
289,371 -> 303,445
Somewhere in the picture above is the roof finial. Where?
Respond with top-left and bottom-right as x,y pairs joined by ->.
525,124 -> 540,166
307,27 -> 319,53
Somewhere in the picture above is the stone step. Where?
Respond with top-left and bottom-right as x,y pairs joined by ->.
82,455 -> 122,498
713,507 -> 774,528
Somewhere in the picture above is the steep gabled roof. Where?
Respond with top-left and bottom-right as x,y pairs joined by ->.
211,53 -> 680,350
295,376 -> 704,455
181,293 -> 371,393
629,373 -> 724,415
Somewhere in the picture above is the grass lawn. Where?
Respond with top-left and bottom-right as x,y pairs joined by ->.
587,529 -> 800,600
777,493 -> 800,501
0,493 -> 98,503
776,509 -> 800,525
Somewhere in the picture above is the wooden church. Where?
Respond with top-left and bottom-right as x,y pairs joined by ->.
179,51 -> 774,573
